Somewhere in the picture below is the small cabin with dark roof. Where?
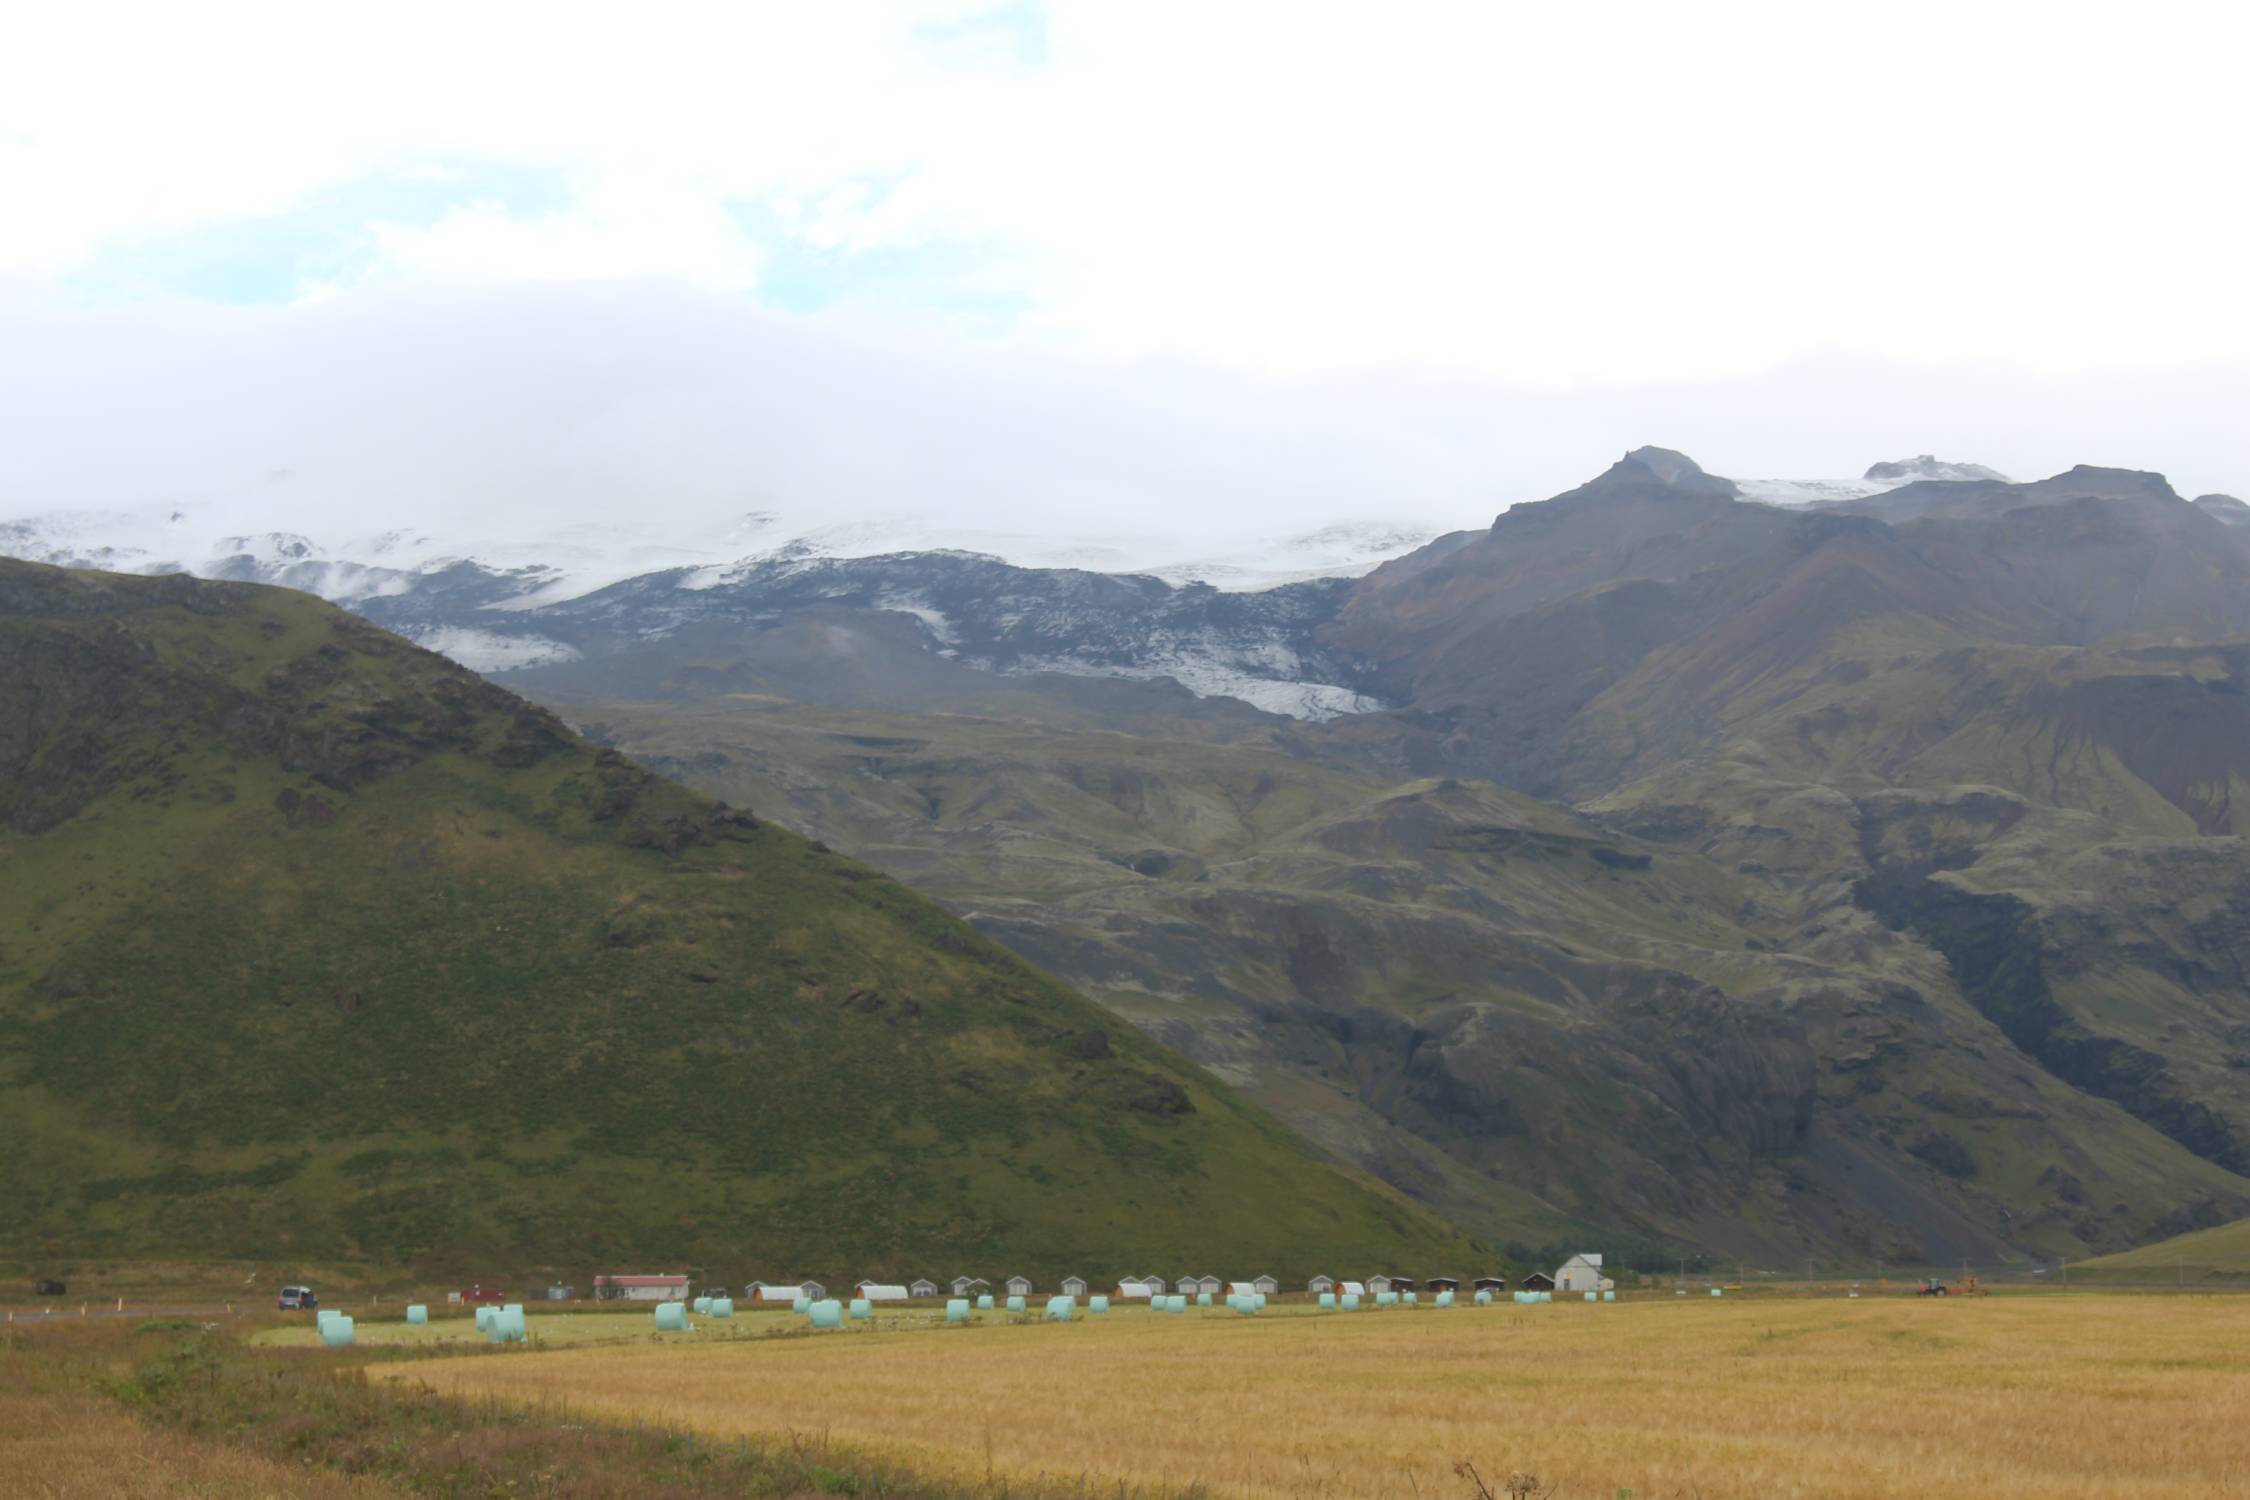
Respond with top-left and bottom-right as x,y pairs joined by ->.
1473,1276 -> 1507,1293
1426,1276 -> 1460,1293
1308,1275 -> 1336,1295
1519,1272 -> 1555,1292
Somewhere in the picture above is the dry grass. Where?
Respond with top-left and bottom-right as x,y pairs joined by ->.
0,1384 -> 399,1499
382,1294 -> 2250,1499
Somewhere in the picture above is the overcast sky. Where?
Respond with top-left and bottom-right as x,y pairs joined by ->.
4,0 -> 2246,542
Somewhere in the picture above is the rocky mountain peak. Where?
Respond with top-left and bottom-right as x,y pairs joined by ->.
1581,446 -> 1741,500
1864,455 -> 2010,483
2193,494 -> 2249,526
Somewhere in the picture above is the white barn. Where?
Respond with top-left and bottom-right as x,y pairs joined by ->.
1116,1276 -> 1161,1299
950,1276 -> 989,1297
1308,1275 -> 1335,1295
1005,1275 -> 1033,1297
1060,1276 -> 1088,1297
1555,1254 -> 1614,1293
909,1279 -> 939,1299
856,1282 -> 910,1302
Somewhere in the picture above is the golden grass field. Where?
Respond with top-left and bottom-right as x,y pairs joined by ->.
380,1294 -> 2250,1500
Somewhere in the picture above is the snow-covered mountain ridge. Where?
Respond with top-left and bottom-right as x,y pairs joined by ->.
0,456 -> 2000,720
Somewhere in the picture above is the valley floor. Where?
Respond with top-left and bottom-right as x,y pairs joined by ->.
382,1295 -> 2250,1500
380,1294 -> 2250,1500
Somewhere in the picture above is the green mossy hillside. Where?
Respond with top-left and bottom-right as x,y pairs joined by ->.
0,561 -> 1477,1281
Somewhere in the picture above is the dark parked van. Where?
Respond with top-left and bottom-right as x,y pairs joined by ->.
278,1285 -> 318,1310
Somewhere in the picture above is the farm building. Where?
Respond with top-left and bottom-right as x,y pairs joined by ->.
1308,1275 -> 1335,1295
909,1279 -> 939,1298
950,1276 -> 989,1297
1555,1254 -> 1614,1293
1474,1277 -> 1507,1293
1138,1274 -> 1167,1294
1519,1272 -> 1555,1292
1005,1275 -> 1033,1297
594,1274 -> 691,1302
1116,1276 -> 1161,1298
1251,1274 -> 1279,1296
1391,1277 -> 1419,1292
1061,1276 -> 1088,1297
1339,1280 -> 1366,1297
1426,1277 -> 1461,1293
748,1280 -> 823,1302
1365,1276 -> 1393,1295
856,1282 -> 910,1301
1187,1274 -> 1223,1295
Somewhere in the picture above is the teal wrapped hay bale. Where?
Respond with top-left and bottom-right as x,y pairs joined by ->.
693,1296 -> 712,1315
1340,1292 -> 1360,1310
1402,1291 -> 1417,1306
1005,1295 -> 1026,1314
654,1302 -> 690,1331
1166,1295 -> 1187,1313
1376,1291 -> 1398,1307
809,1300 -> 844,1329
1540,1291 -> 1554,1304
1435,1290 -> 1455,1308
946,1299 -> 970,1324
1196,1291 -> 1213,1307
1474,1290 -> 1493,1306
1710,1288 -> 1723,1298
405,1304 -> 428,1325
1603,1290 -> 1616,1302
709,1297 -> 733,1318
473,1306 -> 496,1332
850,1298 -> 872,1321
490,1307 -> 526,1343
320,1315 -> 355,1347
1253,1293 -> 1267,1310
1044,1295 -> 1075,1322
1089,1295 -> 1109,1314
792,1296 -> 810,1315
1318,1292 -> 1336,1309
1585,1292 -> 1597,1303
976,1294 -> 995,1311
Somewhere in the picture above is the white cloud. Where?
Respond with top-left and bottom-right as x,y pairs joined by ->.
4,0 -> 2246,384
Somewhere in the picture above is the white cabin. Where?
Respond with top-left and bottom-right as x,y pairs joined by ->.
1555,1254 -> 1614,1293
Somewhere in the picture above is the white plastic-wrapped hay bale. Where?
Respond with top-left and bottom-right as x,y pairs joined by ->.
1165,1294 -> 1187,1313
1376,1291 -> 1398,1307
1005,1295 -> 1026,1313
473,1306 -> 495,1332
320,1315 -> 355,1347
1585,1292 -> 1597,1302
1044,1295 -> 1075,1322
1318,1292 -> 1336,1309
1340,1292 -> 1360,1310
405,1304 -> 428,1325
1435,1290 -> 1455,1308
1401,1291 -> 1417,1306
1474,1290 -> 1493,1306
1710,1288 -> 1722,1298
808,1300 -> 844,1329
849,1298 -> 872,1321
654,1302 -> 690,1331
1196,1291 -> 1213,1307
1253,1293 -> 1267,1310
945,1298 -> 970,1324
976,1294 -> 995,1311
693,1296 -> 712,1314
490,1307 -> 526,1343
709,1297 -> 733,1318
1088,1295 -> 1109,1314
1603,1290 -> 1616,1302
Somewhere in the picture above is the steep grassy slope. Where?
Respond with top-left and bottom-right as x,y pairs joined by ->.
0,560 -> 1479,1278
2071,1215 -> 2250,1280
569,695 -> 2250,1265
